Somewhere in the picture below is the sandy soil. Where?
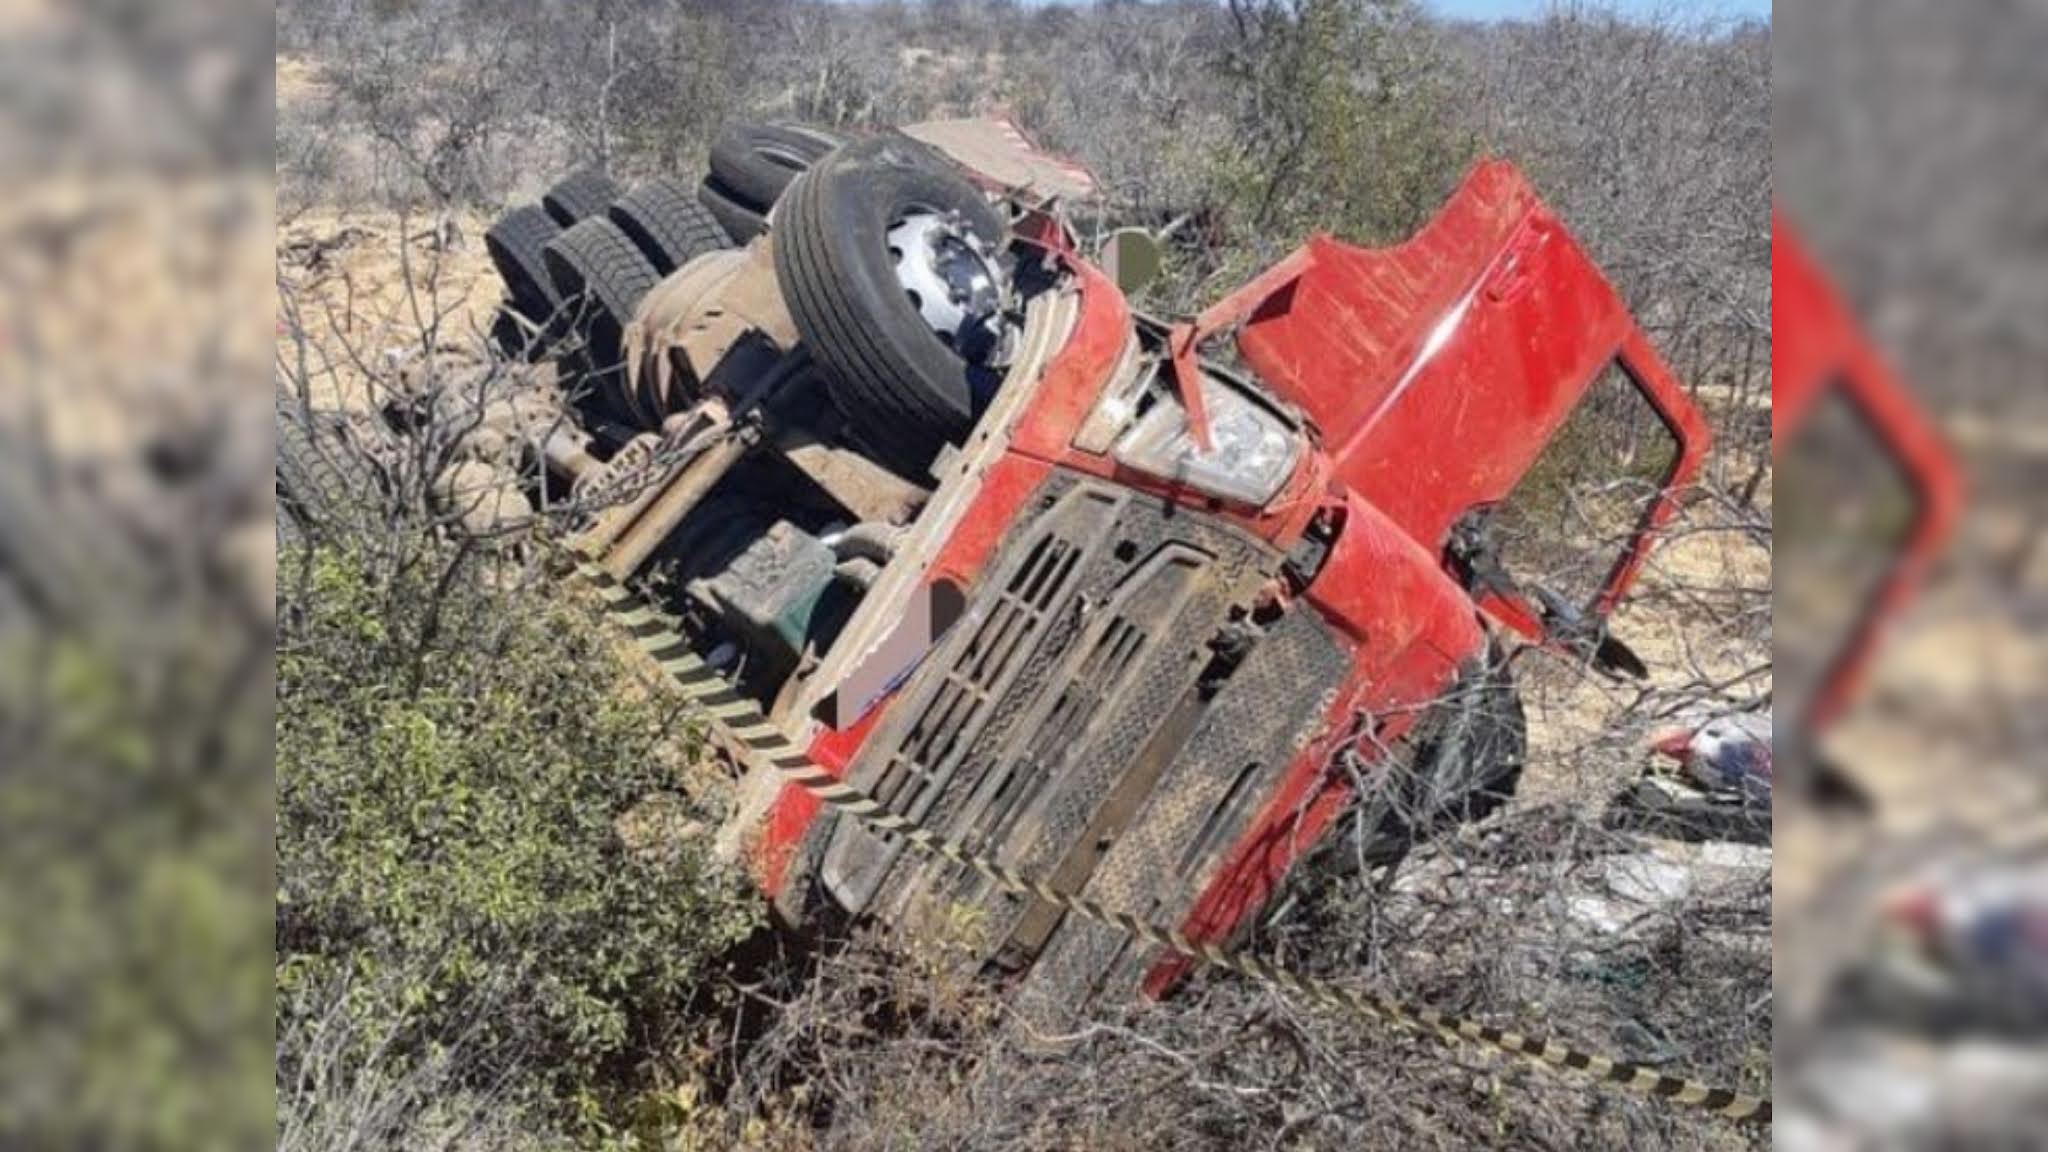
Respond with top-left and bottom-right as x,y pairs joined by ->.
276,53 -> 327,109
276,51 -> 507,410
276,207 -> 503,411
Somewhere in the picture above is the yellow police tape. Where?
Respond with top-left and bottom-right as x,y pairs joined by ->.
574,553 -> 1770,1126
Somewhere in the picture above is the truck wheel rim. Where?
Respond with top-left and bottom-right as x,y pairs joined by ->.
885,209 -> 1007,365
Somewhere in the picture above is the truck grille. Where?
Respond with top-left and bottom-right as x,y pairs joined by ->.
948,547 -> 1204,866
871,529 -> 1089,822
817,473 -> 1276,932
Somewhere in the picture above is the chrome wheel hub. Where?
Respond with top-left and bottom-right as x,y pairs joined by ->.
886,210 -> 1008,364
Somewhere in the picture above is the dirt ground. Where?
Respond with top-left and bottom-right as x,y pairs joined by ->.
276,207 -> 503,411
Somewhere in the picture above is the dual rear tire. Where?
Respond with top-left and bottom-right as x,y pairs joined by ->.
541,217 -> 663,426
485,205 -> 564,360
540,167 -> 620,228
489,127 -> 1005,476
698,122 -> 843,242
488,170 -> 732,396
772,134 -> 1007,478
609,176 -> 730,276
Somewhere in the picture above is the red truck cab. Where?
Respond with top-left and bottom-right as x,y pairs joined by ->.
726,156 -> 1711,1004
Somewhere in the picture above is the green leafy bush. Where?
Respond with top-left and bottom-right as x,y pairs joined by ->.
1214,0 -> 1476,250
276,544 -> 757,1132
1,628 -> 272,1152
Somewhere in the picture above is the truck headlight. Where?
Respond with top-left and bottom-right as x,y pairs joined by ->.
1113,372 -> 1301,505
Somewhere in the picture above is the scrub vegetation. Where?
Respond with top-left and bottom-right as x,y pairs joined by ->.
276,545 -> 756,1146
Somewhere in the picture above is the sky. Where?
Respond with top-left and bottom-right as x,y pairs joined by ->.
1424,0 -> 1770,21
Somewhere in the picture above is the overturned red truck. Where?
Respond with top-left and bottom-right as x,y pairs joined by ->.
454,122 -> 1710,1005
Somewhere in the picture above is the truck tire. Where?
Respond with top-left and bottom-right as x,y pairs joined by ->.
276,383 -> 383,543
485,205 -> 563,326
543,217 -> 661,360
708,121 -> 842,212
1314,645 -> 1526,880
541,167 -> 621,228
698,176 -> 767,243
1402,650 -> 1525,835
772,134 -> 1007,477
608,177 -> 731,275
